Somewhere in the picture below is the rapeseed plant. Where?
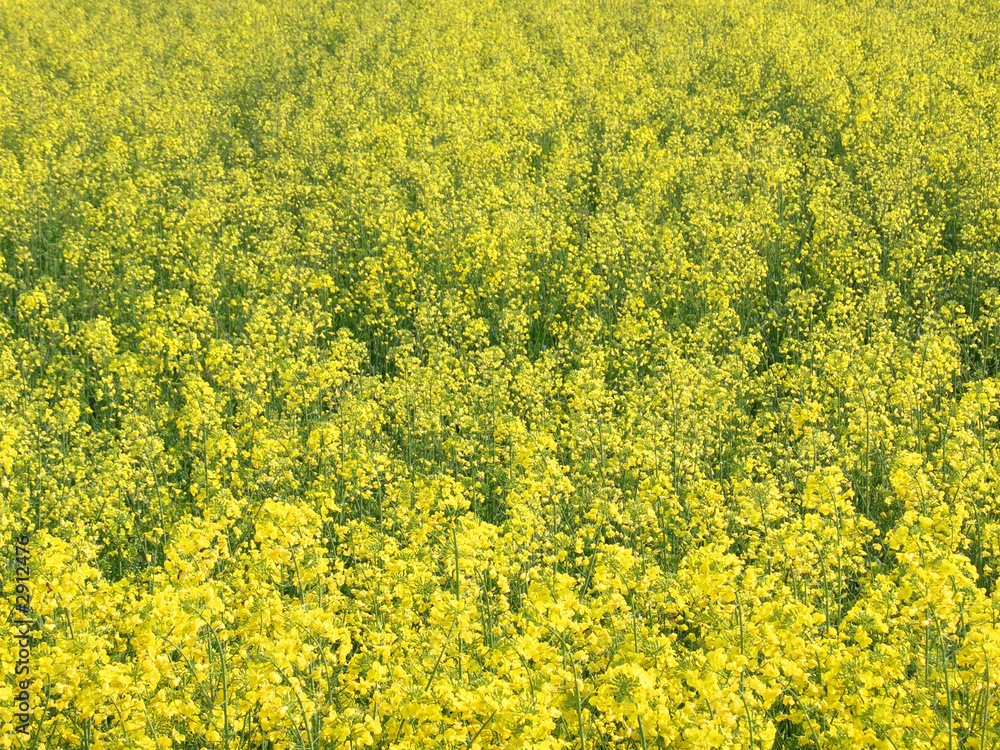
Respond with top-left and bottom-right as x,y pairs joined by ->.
1,0 -> 999,747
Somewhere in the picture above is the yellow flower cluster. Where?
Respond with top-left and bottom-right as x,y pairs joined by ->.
2,0 -> 999,747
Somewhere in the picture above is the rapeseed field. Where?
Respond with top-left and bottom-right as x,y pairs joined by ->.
1,0 -> 999,747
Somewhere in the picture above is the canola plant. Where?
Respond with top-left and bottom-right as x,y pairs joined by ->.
1,0 -> 999,747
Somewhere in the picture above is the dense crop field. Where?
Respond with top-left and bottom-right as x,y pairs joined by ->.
2,0 -> 1000,747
